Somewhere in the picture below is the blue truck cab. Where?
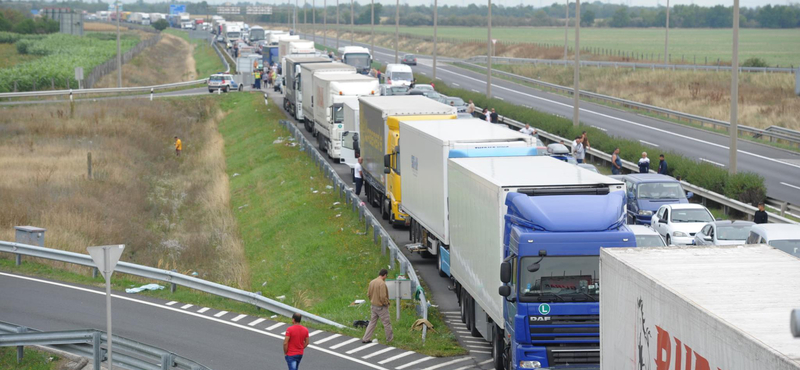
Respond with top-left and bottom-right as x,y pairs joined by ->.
616,174 -> 693,224
499,190 -> 635,369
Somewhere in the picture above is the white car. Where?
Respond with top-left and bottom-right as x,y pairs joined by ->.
745,224 -> 800,257
651,204 -> 715,245
628,225 -> 668,247
694,220 -> 754,246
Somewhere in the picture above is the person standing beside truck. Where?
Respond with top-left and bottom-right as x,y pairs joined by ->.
573,136 -> 585,163
658,154 -> 668,175
611,147 -> 622,174
361,269 -> 392,344
354,157 -> 364,196
638,152 -> 650,173
490,108 -> 498,123
520,123 -> 534,136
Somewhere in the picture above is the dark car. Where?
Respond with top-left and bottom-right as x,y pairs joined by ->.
401,54 -> 417,66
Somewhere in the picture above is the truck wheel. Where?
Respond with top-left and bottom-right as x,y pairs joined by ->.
318,135 -> 325,152
437,253 -> 447,277
381,198 -> 390,220
492,325 -> 504,370
460,288 -> 467,324
470,304 -> 482,338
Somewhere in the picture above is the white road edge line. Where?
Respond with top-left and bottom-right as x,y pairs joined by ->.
314,334 -> 341,345
330,337 -> 360,349
781,182 -> 800,191
248,318 -> 266,326
266,322 -> 286,331
479,359 -> 494,365
377,351 -> 414,364
231,314 -> 247,322
471,89 -> 480,93
396,356 -> 434,369
452,83 -> 460,87
362,346 -> 395,359
639,140 -> 660,147
197,307 -> 210,313
700,158 -> 726,167
420,357 -> 471,370
0,272 -> 390,370
591,125 -> 608,132
213,310 -> 228,317
346,341 -> 378,354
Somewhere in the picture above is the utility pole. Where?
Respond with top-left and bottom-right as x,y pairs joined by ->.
664,0 -> 669,64
729,0 -> 739,174
394,0 -> 399,63
370,0 -> 374,58
350,0 -> 354,45
313,0 -> 316,43
564,0 -> 568,60
116,1 -> 121,88
336,0 -> 339,51
324,0 -> 327,48
573,0 -> 580,127
487,0 -> 492,98
305,0 -> 307,27
433,0 -> 437,81
294,0 -> 297,31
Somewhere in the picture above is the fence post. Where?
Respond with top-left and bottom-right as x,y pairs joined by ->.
13,80 -> 17,92
51,78 -> 54,90
92,332 -> 101,370
15,326 -> 27,363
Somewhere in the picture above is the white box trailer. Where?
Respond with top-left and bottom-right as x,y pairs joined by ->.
268,31 -> 289,45
283,56 -> 330,121
341,99 -> 360,168
400,119 -> 537,255
601,245 -> 800,370
277,35 -> 301,59
312,73 -> 379,162
280,40 -> 315,77
299,62 -> 356,132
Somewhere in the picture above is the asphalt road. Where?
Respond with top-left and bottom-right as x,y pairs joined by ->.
308,34 -> 800,205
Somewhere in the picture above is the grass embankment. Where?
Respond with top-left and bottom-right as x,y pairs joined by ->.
94,33 -> 198,87
485,63 -> 799,131
164,29 -> 227,77
0,347 -> 61,370
218,92 -> 464,356
0,98 -> 247,287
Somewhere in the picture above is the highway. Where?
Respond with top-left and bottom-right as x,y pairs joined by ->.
309,34 -> 800,205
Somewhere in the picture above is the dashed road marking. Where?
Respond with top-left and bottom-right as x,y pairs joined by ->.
346,342 -> 378,354
396,356 -> 434,369
309,330 -> 323,337
231,314 -> 247,322
266,322 -> 285,331
471,89 -> 480,93
180,304 -> 193,309
467,344 -> 491,349
591,125 -> 608,132
314,334 -> 341,345
362,346 -> 395,359
213,310 -> 228,318
781,182 -> 800,191
440,311 -> 459,314
452,83 -> 460,87
470,350 -> 491,354
463,340 -> 487,344
639,140 -> 660,147
700,158 -> 726,167
377,351 -> 414,364
420,357 -> 471,370
330,337 -> 360,349
165,301 -> 177,306
457,330 -> 471,334
197,307 -> 210,313
248,318 -> 266,326
496,97 -> 505,101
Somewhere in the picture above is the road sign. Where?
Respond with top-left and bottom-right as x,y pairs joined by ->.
87,244 -> 125,370
246,5 -> 272,15
492,39 -> 497,45
169,4 -> 186,15
74,67 -> 83,81
216,6 -> 241,15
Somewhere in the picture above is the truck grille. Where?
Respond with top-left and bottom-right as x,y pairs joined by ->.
547,344 -> 600,365
529,315 -> 599,344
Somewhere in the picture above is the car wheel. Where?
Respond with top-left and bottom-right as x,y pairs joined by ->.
238,85 -> 243,91
223,86 -> 229,93
209,89 -> 213,93
665,235 -> 672,246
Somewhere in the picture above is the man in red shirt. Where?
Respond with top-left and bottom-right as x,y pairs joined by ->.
283,313 -> 310,370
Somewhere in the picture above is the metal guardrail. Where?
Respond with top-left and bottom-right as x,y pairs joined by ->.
0,321 -> 211,370
0,79 -> 209,99
455,60 -> 800,149
276,118 -> 431,342
471,105 -> 799,225
467,55 -> 797,74
0,241 -> 345,329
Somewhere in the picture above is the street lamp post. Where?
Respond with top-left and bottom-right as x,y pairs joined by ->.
324,0 -> 327,48
116,2 -> 121,88
664,0 -> 670,64
564,0 -> 568,60
433,0 -> 437,81
313,0 -> 316,43
573,0 -> 580,127
371,0 -> 374,58
350,0 -> 354,45
394,0 -> 399,64
729,0 -> 740,173
336,0 -> 340,50
487,0 -> 492,98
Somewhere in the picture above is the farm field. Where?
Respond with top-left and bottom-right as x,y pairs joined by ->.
0,43 -> 40,69
312,25 -> 800,66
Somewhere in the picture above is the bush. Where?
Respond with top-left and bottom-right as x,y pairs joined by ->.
152,19 -> 169,32
0,31 -> 45,44
742,57 -> 768,68
414,74 -> 768,203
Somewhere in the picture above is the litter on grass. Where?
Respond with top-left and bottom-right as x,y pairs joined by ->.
125,284 -> 164,294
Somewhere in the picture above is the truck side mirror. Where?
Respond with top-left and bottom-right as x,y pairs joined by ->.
383,167 -> 391,174
384,154 -> 391,168
500,261 -> 511,284
498,285 -> 511,297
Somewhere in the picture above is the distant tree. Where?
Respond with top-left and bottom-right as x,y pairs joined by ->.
0,13 -> 11,32
741,57 -> 768,68
355,3 -> 381,25
581,10 -> 595,26
610,7 -> 629,27
12,18 -> 36,34
152,19 -> 168,31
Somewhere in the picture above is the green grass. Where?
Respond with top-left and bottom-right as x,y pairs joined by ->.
0,347 -> 59,370
164,29 -> 227,77
0,44 -> 40,69
217,92 -> 464,356
318,25 -> 800,66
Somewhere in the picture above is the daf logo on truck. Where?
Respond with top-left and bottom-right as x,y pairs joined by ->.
529,316 -> 551,322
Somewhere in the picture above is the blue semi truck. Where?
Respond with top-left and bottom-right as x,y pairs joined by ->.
411,155 -> 634,369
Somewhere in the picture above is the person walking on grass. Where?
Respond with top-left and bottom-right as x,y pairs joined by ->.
658,154 -> 668,175
283,313 -> 309,370
174,136 -> 182,157
354,157 -> 364,196
638,152 -> 650,173
362,269 -> 393,344
611,147 -> 622,175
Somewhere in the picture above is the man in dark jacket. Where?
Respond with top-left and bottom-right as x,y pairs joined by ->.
658,154 -> 668,175
754,202 -> 768,224
490,108 -> 498,123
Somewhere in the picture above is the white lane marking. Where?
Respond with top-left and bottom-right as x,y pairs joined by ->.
463,340 -> 488,344
452,83 -> 460,87
396,356 -> 434,369
248,318 -> 266,326
231,314 -> 247,322
639,140 -> 660,147
420,357 -> 471,370
377,351 -> 414,364
781,182 -> 800,191
420,72 -> 427,76
700,158 -> 726,167
362,346 -> 396,359
591,125 -> 608,132
309,330 -> 323,337
467,344 -> 491,349
266,322 -> 286,331
438,65 -> 800,172
346,341 -> 379,354
479,359 -> 494,365
496,97 -> 505,101
213,310 -> 228,318
180,304 -> 193,309
165,301 -> 178,306
330,337 -> 360,349
0,272 -> 390,370
197,307 -> 210,313
471,89 -> 480,93
314,334 -> 342,345
457,330 -> 471,334
440,311 -> 459,314
470,350 -> 491,354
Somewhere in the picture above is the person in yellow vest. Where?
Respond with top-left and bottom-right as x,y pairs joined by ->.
174,136 -> 182,156
254,70 -> 261,90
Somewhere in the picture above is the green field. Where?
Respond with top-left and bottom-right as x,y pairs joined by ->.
318,25 -> 799,66
0,44 -> 40,69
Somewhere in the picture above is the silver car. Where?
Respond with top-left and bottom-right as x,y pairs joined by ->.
694,220 -> 755,246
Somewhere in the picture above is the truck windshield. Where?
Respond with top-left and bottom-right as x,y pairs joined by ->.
250,30 -> 265,41
227,32 -> 241,39
344,53 -> 370,68
333,104 -> 344,123
519,256 -> 599,303
637,182 -> 685,199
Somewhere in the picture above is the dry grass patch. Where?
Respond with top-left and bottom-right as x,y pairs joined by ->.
95,33 -> 196,87
85,22 -> 130,32
0,98 -> 249,287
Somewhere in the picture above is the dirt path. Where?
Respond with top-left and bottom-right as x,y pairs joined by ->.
95,33 -> 197,87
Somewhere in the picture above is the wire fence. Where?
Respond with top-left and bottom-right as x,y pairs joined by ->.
85,34 -> 162,88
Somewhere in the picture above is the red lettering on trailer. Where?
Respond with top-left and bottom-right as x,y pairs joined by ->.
654,325 -> 722,370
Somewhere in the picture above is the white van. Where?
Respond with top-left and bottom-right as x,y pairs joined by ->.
384,64 -> 413,87
746,224 -> 800,257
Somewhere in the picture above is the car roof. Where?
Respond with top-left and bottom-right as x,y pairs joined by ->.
712,220 -> 755,227
628,225 -> 660,236
623,173 -> 678,183
662,203 -> 708,210
749,224 -> 800,239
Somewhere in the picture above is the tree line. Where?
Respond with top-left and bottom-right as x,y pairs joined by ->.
0,8 -> 59,34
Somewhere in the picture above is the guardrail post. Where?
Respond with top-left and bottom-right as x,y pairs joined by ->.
373,221 -> 379,244
15,326 -> 26,363
390,248 -> 396,270
781,202 -> 788,217
255,291 -> 262,310
93,267 -> 98,279
15,252 -> 21,266
381,232 -> 388,256
170,269 -> 177,293
150,88 -> 154,101
92,332 -> 101,370
69,90 -> 73,102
